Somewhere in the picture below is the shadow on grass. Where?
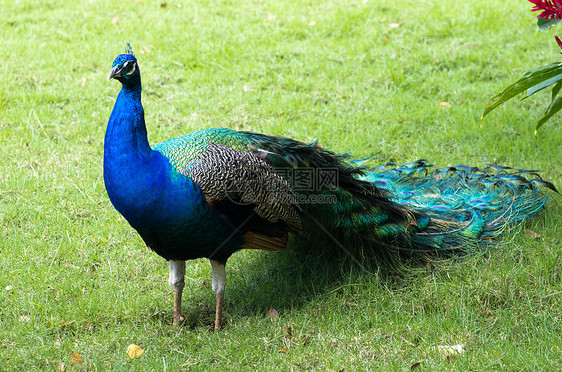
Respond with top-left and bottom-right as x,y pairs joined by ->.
154,236 -> 446,331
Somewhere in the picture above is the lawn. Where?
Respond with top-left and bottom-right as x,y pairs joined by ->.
1,0 -> 561,370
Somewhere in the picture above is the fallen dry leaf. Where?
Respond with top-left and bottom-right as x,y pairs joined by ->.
439,102 -> 451,109
437,344 -> 464,355
267,307 -> 279,319
127,344 -> 144,359
411,360 -> 423,369
525,229 -> 541,239
70,353 -> 83,366
160,2 -> 167,7
283,327 -> 292,336
279,348 -> 288,353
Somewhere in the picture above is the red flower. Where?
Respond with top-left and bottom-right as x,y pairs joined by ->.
529,0 -> 562,20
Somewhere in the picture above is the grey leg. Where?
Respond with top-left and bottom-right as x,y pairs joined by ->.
168,260 -> 186,326
210,260 -> 226,331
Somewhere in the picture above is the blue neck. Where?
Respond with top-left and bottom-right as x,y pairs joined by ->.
105,76 -> 152,159
104,76 -> 198,228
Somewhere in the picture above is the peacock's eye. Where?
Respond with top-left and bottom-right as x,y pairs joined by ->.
122,60 -> 137,75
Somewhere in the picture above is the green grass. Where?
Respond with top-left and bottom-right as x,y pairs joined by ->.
1,0 -> 561,370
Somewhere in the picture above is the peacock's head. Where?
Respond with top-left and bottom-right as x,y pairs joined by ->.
108,43 -> 139,83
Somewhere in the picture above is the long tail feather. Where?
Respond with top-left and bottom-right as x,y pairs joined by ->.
363,160 -> 551,254
241,131 -> 554,268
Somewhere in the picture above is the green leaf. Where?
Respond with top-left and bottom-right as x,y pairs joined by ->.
551,77 -> 562,98
481,62 -> 562,120
525,73 -> 562,98
537,17 -> 562,31
537,80 -> 562,130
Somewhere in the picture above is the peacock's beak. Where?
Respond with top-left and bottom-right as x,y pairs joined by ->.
107,65 -> 122,81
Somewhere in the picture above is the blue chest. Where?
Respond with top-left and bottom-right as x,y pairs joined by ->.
103,86 -> 244,261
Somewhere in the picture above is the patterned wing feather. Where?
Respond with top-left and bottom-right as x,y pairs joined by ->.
177,142 -> 302,233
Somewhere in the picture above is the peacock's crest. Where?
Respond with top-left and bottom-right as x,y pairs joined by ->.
124,42 -> 134,55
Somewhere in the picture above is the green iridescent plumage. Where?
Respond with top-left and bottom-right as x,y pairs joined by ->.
153,127 -> 555,268
153,128 -> 250,170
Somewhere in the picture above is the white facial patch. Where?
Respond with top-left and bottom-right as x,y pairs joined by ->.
125,62 -> 137,76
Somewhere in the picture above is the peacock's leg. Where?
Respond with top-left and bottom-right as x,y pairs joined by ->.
168,260 -> 186,326
210,259 -> 226,331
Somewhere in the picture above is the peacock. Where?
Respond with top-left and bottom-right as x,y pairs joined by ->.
104,45 -> 557,330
